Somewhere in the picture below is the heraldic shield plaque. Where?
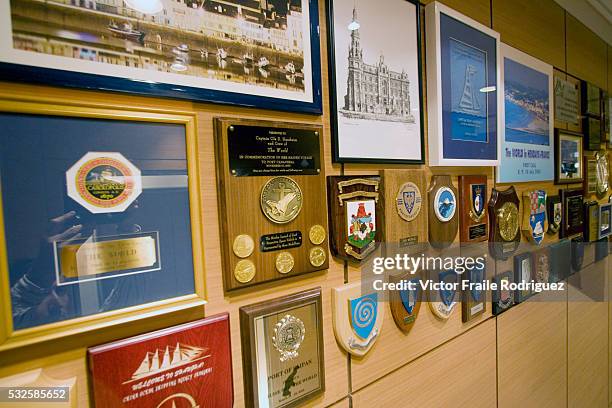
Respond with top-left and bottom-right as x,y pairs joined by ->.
0,101 -> 206,350
428,175 -> 459,248
239,288 -> 325,408
488,186 -> 520,259
327,176 -> 384,262
88,314 -> 233,408
332,282 -> 385,357
215,118 -> 328,291
459,175 -> 488,243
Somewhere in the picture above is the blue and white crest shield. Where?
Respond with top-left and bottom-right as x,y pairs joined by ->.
349,293 -> 378,340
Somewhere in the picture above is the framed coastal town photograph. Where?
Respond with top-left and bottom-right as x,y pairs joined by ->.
425,1 -> 501,166
497,43 -> 554,183
327,0 -> 424,164
0,0 -> 322,113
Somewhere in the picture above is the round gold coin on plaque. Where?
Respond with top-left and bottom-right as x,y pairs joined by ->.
232,234 -> 255,258
261,176 -> 303,224
497,202 -> 519,242
309,246 -> 326,267
309,224 -> 326,245
234,259 -> 256,283
275,252 -> 295,274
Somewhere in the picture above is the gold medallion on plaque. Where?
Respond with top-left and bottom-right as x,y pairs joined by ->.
309,224 -> 326,245
260,176 -> 303,224
275,252 -> 295,274
234,259 -> 256,283
232,234 -> 255,258
309,246 -> 326,267
497,202 -> 519,242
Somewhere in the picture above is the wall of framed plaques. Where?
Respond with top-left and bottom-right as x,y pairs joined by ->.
0,0 -> 610,408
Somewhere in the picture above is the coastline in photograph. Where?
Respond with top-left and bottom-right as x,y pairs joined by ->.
504,58 -> 549,146
10,0 -> 307,93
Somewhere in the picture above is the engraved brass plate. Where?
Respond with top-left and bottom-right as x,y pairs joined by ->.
261,176 -> 303,224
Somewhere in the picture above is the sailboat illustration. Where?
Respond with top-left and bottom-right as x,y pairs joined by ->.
124,343 -> 209,384
457,65 -> 482,116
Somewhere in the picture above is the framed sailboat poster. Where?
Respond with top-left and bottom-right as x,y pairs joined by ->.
327,0 -> 425,163
497,43 -> 554,182
0,0 -> 322,114
425,2 -> 501,166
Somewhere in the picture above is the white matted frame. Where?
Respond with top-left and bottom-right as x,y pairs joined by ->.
497,43 -> 554,183
425,1 -> 501,166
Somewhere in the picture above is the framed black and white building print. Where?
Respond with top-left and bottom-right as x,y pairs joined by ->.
0,0 -> 322,113
327,0 -> 424,164
425,2 -> 501,166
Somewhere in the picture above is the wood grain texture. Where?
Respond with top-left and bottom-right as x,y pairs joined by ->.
352,319 -> 497,408
497,291 -> 568,408
566,13 -> 608,90
215,118 -> 329,291
421,0 -> 491,27
567,261 -> 609,408
492,0 -> 565,69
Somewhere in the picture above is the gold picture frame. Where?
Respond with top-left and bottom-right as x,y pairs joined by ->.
0,94 -> 206,351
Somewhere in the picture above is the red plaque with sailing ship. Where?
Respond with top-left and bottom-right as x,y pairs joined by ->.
88,314 -> 233,408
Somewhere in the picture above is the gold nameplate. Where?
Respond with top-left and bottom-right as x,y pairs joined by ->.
60,236 -> 157,279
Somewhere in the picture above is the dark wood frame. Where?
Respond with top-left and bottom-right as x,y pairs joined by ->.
559,188 -> 584,238
554,129 -> 584,184
239,288 -> 325,408
326,0 -> 425,164
513,252 -> 533,303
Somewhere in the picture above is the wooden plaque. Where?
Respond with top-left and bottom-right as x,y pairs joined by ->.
547,195 -> 562,235
458,175 -> 488,243
532,246 -> 551,284
583,117 -> 602,151
388,272 -> 422,333
382,169 -> 428,249
492,271 -> 514,315
559,188 -> 584,238
88,314 -> 233,408
215,118 -> 328,291
584,155 -> 598,195
239,288 -> 324,408
548,239 -> 570,282
488,186 -> 520,259
461,261 -> 486,322
427,175 -> 458,249
513,253 -> 533,303
327,176 -> 384,262
584,201 -> 599,242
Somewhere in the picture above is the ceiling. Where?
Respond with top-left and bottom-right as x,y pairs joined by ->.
554,0 -> 612,45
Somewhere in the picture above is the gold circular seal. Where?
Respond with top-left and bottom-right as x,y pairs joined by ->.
232,234 -> 255,258
497,202 -> 519,242
260,177 -> 303,224
309,246 -> 326,267
309,224 -> 326,245
275,252 -> 295,274
234,259 -> 256,283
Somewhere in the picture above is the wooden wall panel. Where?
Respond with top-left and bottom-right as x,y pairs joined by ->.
352,319 -> 497,408
492,0 -> 566,69
567,261 -> 609,408
566,14 -> 608,89
497,292 -> 568,408
421,0 -> 491,27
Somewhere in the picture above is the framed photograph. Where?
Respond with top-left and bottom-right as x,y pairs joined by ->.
598,202 -> 612,239
88,314 -> 233,408
497,44 -> 553,182
513,253 -> 532,303
553,70 -> 581,132
0,95 -> 206,351
239,288 -> 324,408
425,1 -> 500,166
581,81 -> 601,118
0,1 -> 322,114
554,129 -> 583,184
327,0 -> 424,163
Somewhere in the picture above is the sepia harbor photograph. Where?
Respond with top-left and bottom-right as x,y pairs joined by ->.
8,0 -> 310,95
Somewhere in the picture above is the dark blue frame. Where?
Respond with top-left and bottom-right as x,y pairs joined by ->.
440,12 -> 498,161
0,0 -> 322,114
